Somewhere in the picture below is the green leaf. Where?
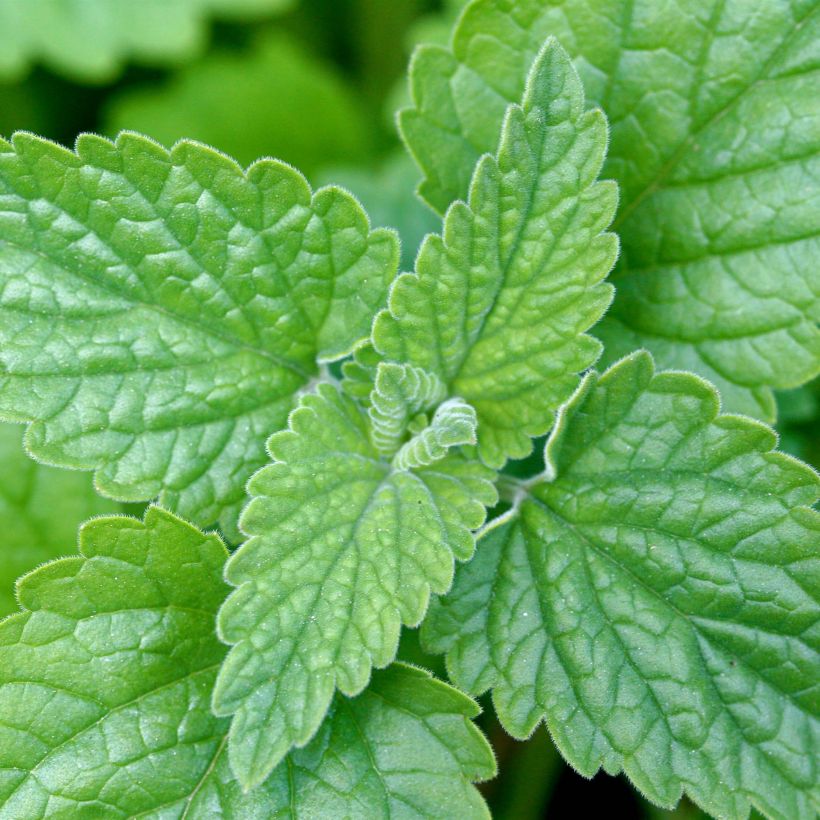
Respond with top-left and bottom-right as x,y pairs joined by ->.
393,398 -> 478,470
400,0 -> 820,418
0,507 -> 495,818
0,423 -> 122,617
376,39 -> 617,468
0,131 -> 397,540
0,0 -> 293,82
105,32 -> 372,177
423,351 -> 820,819
213,381 -> 496,788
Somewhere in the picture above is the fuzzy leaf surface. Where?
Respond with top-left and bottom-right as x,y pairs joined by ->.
0,132 -> 397,539
0,507 -> 495,818
401,0 -> 820,417
376,40 -> 617,468
424,351 -> 820,819
0,423 -> 121,616
0,0 -> 293,82
214,382 -> 496,788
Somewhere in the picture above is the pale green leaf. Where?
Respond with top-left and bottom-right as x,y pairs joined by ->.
0,0 -> 293,82
375,39 -> 618,468
0,131 -> 397,540
0,422 -> 122,617
393,398 -> 477,470
370,362 -> 447,455
0,507 -> 495,818
423,351 -> 820,819
105,32 -> 372,176
213,382 -> 496,788
342,341 -> 383,406
401,0 -> 820,418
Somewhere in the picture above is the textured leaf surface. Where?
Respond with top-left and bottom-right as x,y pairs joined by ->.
376,40 -> 617,468
0,131 -> 397,539
401,0 -> 820,417
214,382 -> 496,787
106,32 -> 372,175
0,423 -> 121,616
0,508 -> 494,818
369,362 -> 447,455
423,352 -> 820,819
0,0 -> 292,82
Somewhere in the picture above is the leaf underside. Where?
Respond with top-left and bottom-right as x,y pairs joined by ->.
423,351 -> 820,820
0,0 -> 293,82
0,508 -> 495,819
0,131 -> 397,540
401,0 -> 820,418
376,39 -> 618,469
214,382 -> 496,788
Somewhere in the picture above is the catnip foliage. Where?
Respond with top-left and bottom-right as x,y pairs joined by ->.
0,1 -> 817,818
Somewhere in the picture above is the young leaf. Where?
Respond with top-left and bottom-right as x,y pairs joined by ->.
105,32 -> 373,176
0,0 -> 293,82
0,508 -> 495,817
0,423 -> 122,617
401,0 -> 820,418
0,132 -> 397,540
369,362 -> 447,455
376,39 -> 618,468
213,382 -> 496,788
423,351 -> 820,819
342,341 -> 383,406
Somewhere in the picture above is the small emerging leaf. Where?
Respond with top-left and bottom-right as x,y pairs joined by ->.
393,398 -> 477,470
424,351 -> 820,819
0,508 -> 495,818
214,383 -> 496,788
370,362 -> 447,455
377,39 -> 618,468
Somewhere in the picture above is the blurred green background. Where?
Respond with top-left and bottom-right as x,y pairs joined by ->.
0,1 -> 808,816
